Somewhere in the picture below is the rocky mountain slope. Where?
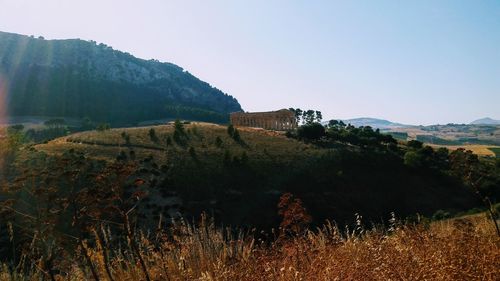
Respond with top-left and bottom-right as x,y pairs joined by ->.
0,31 -> 242,125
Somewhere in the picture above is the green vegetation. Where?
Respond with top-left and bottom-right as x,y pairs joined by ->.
385,123 -> 500,146
387,131 -> 408,140
416,134 -> 460,145
0,31 -> 241,125
488,147 -> 500,157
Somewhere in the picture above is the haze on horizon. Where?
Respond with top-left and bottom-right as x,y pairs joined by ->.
0,0 -> 499,125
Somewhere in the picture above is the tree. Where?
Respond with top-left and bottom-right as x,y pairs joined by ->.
174,119 -> 186,135
44,118 -> 66,129
315,111 -> 323,123
215,136 -> 223,148
294,108 -> 303,124
404,151 -> 423,168
297,123 -> 325,141
407,140 -> 423,149
232,128 -> 241,143
278,193 -> 312,237
121,131 -> 131,146
302,110 -> 316,125
81,117 -> 94,130
96,123 -> 110,132
227,124 -> 235,137
149,128 -> 158,143
7,124 -> 24,133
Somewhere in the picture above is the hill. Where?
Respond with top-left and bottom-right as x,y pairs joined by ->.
327,117 -> 409,129
0,31 -> 241,125
31,122 -> 483,229
471,117 -> 500,125
384,123 -> 500,147
3,122 -> 498,280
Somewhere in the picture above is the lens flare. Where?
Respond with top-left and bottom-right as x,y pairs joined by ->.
0,74 -> 7,124
0,73 -> 7,171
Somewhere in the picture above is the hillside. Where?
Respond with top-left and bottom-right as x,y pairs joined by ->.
0,31 -> 241,125
32,122 -> 482,228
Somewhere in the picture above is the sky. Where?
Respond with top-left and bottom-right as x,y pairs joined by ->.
0,0 -> 499,125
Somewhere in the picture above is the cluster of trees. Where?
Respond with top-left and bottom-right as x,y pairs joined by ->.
227,124 -> 243,143
173,119 -> 189,146
288,108 -> 323,125
5,117 -> 100,144
288,118 -> 397,149
289,116 -> 500,223
325,120 -> 397,148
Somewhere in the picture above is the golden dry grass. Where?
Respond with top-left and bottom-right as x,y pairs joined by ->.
34,123 -> 320,163
1,215 -> 498,280
429,144 -> 500,157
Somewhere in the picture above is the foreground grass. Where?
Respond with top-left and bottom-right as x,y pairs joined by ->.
1,215 -> 498,281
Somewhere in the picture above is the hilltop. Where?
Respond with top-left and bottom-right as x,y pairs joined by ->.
0,31 -> 241,125
471,117 -> 500,125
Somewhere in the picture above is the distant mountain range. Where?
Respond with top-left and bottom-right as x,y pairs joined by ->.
470,117 -> 500,125
324,117 -> 409,129
325,117 -> 500,129
0,31 -> 242,125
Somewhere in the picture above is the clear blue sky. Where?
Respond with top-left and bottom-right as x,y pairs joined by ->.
1,0 -> 499,125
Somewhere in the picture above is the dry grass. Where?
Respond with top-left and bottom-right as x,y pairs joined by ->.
429,144 -> 500,157
34,123 -> 320,163
1,215 -> 498,280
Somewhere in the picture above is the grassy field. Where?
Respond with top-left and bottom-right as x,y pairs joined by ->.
429,144 -> 500,157
385,124 -> 500,146
35,122 -> 322,163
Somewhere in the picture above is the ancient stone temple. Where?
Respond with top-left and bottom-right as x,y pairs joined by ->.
230,109 -> 297,131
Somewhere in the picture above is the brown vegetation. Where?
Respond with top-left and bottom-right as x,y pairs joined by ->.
0,214 -> 498,280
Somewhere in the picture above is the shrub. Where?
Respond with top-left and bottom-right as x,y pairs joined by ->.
215,136 -> 223,148
96,123 -> 110,132
227,124 -> 235,136
149,128 -> 159,143
297,123 -> 325,141
432,209 -> 452,220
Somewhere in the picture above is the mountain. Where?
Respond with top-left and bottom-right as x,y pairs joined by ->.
470,117 -> 500,125
325,117 -> 409,129
0,31 -> 242,125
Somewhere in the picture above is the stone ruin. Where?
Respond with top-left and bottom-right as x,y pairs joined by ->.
230,109 -> 297,131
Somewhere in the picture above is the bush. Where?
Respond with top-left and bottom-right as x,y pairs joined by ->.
215,136 -> 223,148
404,151 -> 423,168
297,123 -> 325,141
149,128 -> 159,143
432,209 -> 452,220
96,123 -> 110,132
232,128 -> 241,143
227,124 -> 235,136
407,140 -> 423,149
